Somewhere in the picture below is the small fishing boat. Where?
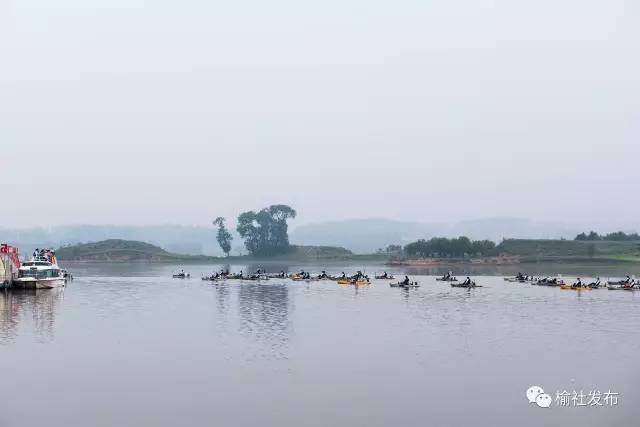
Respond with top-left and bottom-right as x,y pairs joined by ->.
451,282 -> 481,288
172,273 -> 190,279
436,277 -> 458,282
375,274 -> 395,280
390,282 -> 420,288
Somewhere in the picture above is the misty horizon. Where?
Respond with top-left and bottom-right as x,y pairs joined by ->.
2,1 -> 638,229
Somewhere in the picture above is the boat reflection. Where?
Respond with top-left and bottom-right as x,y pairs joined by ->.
237,282 -> 290,357
0,288 -> 64,344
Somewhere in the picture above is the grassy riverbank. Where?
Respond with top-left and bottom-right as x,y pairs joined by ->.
393,239 -> 640,265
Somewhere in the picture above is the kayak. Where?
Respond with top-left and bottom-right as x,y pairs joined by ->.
338,279 -> 370,285
559,285 -> 592,291
451,282 -> 480,288
436,277 -> 458,282
607,285 -> 636,291
536,281 -> 563,287
390,283 -> 420,288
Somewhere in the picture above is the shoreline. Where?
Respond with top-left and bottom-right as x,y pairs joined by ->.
388,255 -> 640,266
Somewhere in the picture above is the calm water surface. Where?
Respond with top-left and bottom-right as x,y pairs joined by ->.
1,263 -> 640,427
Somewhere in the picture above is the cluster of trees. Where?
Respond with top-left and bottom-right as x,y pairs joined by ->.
213,204 -> 297,256
404,236 -> 496,258
575,231 -> 640,241
376,244 -> 403,254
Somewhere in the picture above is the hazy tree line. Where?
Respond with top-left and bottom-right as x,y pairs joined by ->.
575,231 -> 640,241
213,204 -> 297,256
403,237 -> 496,258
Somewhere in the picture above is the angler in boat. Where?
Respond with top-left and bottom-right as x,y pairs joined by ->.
572,278 -> 583,288
173,269 -> 190,279
588,277 -> 601,288
317,270 -> 329,279
437,272 -> 457,281
390,276 -> 419,288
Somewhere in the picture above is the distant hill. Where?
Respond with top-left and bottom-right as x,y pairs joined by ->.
290,219 -> 441,254
55,239 -> 360,262
0,225 -> 233,256
290,218 -> 581,253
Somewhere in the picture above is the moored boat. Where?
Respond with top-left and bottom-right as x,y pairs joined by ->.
13,257 -> 66,289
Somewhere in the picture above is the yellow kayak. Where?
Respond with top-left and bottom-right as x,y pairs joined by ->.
336,279 -> 350,284
560,284 -> 592,291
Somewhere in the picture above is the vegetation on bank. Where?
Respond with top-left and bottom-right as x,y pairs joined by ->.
574,231 -> 640,241
493,239 -> 640,262
395,237 -> 640,264
404,237 -> 496,258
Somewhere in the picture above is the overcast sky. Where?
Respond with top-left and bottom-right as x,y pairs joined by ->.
1,1 -> 638,229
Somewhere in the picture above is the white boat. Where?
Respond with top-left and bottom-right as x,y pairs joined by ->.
12,256 -> 66,289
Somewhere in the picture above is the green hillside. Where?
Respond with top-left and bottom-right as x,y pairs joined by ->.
56,239 -> 209,262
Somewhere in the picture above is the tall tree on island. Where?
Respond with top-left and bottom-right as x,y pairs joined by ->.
213,217 -> 233,256
236,204 -> 297,256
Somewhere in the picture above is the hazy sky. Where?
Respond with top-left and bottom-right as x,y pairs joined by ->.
1,1 -> 638,229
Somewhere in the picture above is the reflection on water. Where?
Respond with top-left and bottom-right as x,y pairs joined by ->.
2,262 -> 640,427
237,282 -> 290,358
0,288 -> 64,344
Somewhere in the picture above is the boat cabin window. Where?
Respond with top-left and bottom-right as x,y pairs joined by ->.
18,269 -> 60,279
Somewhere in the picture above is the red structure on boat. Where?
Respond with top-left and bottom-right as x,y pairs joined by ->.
1,243 -> 21,286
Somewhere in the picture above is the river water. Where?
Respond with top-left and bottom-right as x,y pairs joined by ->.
1,262 -> 639,427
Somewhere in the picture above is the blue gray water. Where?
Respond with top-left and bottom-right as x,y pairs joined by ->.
1,262 -> 639,427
